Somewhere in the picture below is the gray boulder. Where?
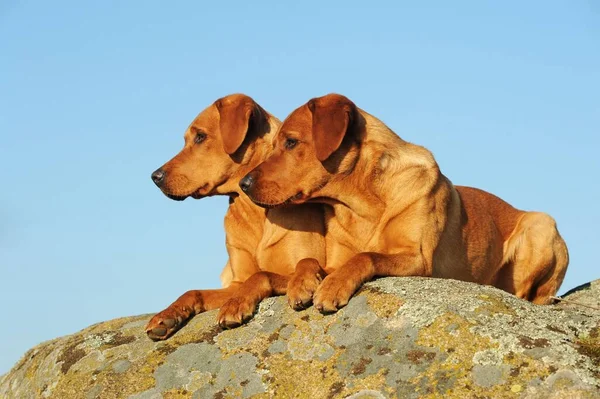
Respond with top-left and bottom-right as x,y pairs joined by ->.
1,277 -> 599,398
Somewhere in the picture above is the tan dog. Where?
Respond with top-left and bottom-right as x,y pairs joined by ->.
240,93 -> 568,312
146,94 -> 326,339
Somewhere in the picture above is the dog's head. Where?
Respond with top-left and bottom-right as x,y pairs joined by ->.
239,93 -> 360,207
151,94 -> 274,200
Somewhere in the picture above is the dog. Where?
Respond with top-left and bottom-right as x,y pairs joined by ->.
240,93 -> 569,312
146,94 -> 326,339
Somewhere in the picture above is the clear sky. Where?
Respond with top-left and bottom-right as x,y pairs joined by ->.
1,1 -> 598,374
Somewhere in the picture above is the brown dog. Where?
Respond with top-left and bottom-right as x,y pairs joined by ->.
146,94 -> 326,339
240,93 -> 569,312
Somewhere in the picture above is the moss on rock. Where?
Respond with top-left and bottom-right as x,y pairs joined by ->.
1,277 -> 599,398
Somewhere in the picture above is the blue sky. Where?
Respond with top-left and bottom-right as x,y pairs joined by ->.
1,1 -> 598,374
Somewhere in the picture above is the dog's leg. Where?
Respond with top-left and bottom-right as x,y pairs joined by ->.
217,271 -> 289,328
314,249 -> 426,313
502,212 -> 569,304
146,285 -> 241,340
286,258 -> 327,310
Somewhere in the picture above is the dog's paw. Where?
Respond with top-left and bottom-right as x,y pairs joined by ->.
313,274 -> 356,313
217,296 -> 256,329
145,307 -> 189,341
287,271 -> 323,310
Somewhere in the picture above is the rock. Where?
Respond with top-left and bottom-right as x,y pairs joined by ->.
557,280 -> 600,312
1,277 -> 599,399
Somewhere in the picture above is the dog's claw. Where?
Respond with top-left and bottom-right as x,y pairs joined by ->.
292,298 -> 307,310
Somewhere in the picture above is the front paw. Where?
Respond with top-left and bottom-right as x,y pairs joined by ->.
313,275 -> 356,314
146,307 -> 189,341
217,296 -> 256,329
287,271 -> 323,310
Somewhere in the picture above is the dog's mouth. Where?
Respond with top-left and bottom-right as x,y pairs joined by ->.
190,184 -> 212,199
251,191 -> 307,209
252,178 -> 329,208
163,184 -> 210,201
165,193 -> 188,201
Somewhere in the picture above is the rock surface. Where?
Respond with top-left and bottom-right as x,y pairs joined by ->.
1,277 -> 599,399
557,279 -> 600,313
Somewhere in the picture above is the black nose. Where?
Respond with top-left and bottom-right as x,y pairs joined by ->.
151,168 -> 166,187
239,174 -> 254,193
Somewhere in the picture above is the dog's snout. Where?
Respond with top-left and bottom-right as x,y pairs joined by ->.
239,174 -> 255,193
151,168 -> 166,187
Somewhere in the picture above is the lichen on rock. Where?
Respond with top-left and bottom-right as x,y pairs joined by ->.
1,277 -> 599,398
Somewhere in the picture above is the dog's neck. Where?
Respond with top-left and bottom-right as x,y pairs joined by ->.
313,111 -> 441,221
218,116 -> 282,198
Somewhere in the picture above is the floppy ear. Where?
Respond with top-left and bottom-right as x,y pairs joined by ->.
308,95 -> 356,162
216,97 -> 256,155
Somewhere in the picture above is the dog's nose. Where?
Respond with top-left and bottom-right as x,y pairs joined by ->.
239,174 -> 254,193
151,168 -> 166,187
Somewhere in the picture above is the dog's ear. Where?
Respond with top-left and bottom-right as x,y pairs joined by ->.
216,95 -> 260,155
308,94 -> 356,162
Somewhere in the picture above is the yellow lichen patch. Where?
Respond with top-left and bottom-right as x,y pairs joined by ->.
19,342 -> 64,397
410,312 -> 557,399
410,312 -> 496,398
14,345 -> 48,379
262,352 -> 345,398
19,315 -> 148,396
219,312 -> 330,361
44,331 -> 170,399
23,342 -> 61,380
345,368 -> 395,398
357,287 -> 405,318
249,393 -> 273,399
162,318 -> 223,347
48,353 -> 158,399
215,328 -> 273,360
474,294 -> 516,316
285,319 -> 335,361
498,352 -> 554,396
286,330 -> 331,361
139,343 -> 174,373
417,312 -> 494,361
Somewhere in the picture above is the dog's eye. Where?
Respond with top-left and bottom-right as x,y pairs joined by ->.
284,138 -> 298,150
194,132 -> 207,144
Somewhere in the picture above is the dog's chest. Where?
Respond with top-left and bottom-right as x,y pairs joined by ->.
254,211 -> 323,275
326,208 -> 385,265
